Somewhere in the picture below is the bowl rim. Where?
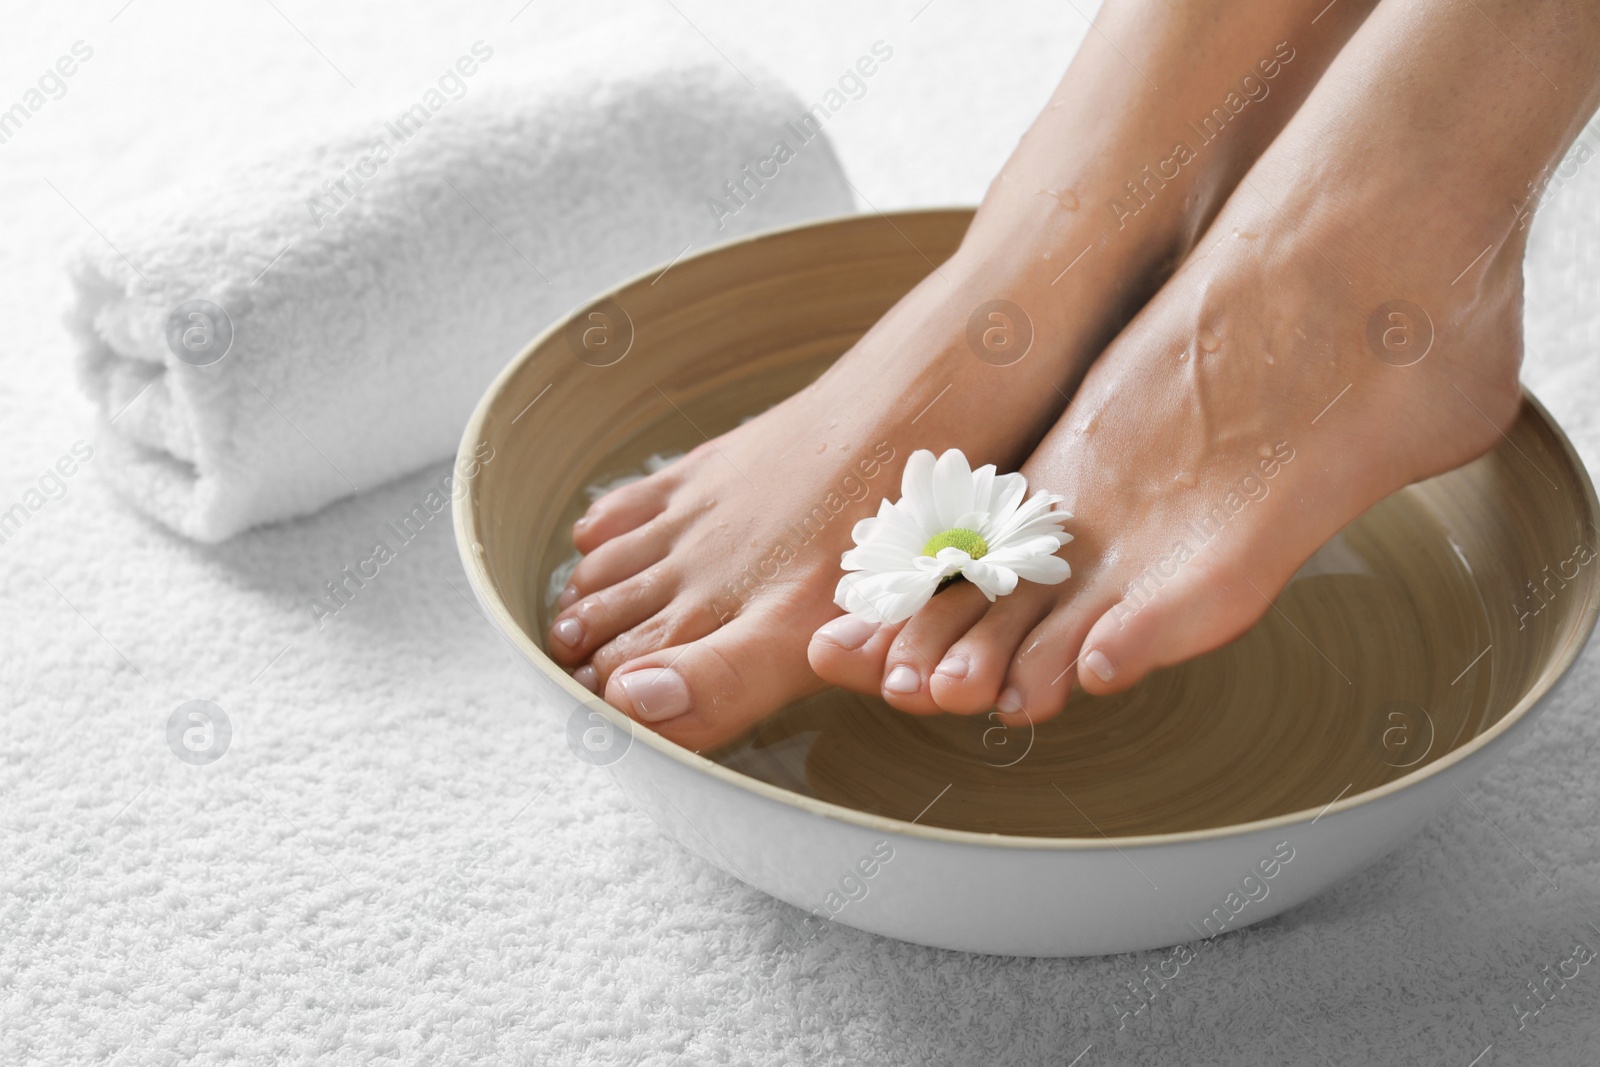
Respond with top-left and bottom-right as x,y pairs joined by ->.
454,207 -> 1600,852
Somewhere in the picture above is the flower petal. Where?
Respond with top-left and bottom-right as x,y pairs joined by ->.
987,490 -> 1069,549
835,568 -> 945,624
919,550 -> 969,578
932,448 -> 977,529
961,559 -> 1018,601
993,552 -> 1072,584
928,547 -> 973,569
985,472 -> 1029,524
849,515 -> 881,546
898,450 -> 943,536
969,463 -> 996,519
857,506 -> 929,555
985,533 -> 1069,559
952,510 -> 989,533
841,541 -> 924,574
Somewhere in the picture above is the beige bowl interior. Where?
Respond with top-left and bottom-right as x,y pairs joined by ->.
459,209 -> 1600,841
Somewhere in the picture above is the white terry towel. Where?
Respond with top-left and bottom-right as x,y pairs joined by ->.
68,39 -> 856,543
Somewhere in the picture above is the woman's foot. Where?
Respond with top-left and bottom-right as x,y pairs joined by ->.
810,0 -> 1578,722
548,0 -> 1375,749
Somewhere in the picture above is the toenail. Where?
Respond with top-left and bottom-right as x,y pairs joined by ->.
885,665 -> 921,694
1084,649 -> 1116,683
558,584 -> 580,608
816,615 -> 878,651
552,617 -> 584,648
616,667 -> 692,722
573,517 -> 591,537
934,655 -> 970,680
996,687 -> 1023,714
573,664 -> 598,692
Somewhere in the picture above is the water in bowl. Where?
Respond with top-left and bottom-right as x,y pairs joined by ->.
533,368 -> 1497,838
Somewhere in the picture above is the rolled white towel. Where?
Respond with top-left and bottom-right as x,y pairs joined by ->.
68,39 -> 855,542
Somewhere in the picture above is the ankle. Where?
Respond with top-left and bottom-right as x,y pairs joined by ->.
1226,154 -> 1524,308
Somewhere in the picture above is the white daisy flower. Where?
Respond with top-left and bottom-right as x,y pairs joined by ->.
834,448 -> 1073,625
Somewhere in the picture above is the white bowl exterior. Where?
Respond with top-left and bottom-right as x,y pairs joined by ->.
499,611 -> 1545,957
600,705 -> 1535,957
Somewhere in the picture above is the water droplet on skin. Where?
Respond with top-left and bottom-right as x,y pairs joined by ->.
1038,187 -> 1080,210
1259,444 -> 1274,458
1199,329 -> 1220,353
1174,472 -> 1198,488
1263,351 -> 1274,364
817,443 -> 827,454
1177,350 -> 1191,363
1043,251 -> 1052,260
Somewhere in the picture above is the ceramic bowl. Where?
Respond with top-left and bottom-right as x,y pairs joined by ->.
454,209 -> 1600,957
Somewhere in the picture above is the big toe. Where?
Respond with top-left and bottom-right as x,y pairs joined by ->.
607,609 -> 827,751
1075,561 -> 1277,696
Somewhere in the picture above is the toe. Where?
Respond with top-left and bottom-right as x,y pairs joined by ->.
879,584 -> 992,715
561,520 -> 670,606
605,609 -> 827,751
929,590 -> 1051,715
573,478 -> 670,553
995,602 -> 1108,726
808,615 -> 900,695
1076,563 -> 1267,696
588,595 -> 720,690
548,564 -> 676,666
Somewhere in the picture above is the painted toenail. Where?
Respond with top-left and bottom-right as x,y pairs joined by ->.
934,655 -> 970,680
996,687 -> 1024,714
816,615 -> 878,652
573,664 -> 598,692
885,665 -> 921,694
552,617 -> 584,648
616,668 -> 692,722
1084,649 -> 1116,683
558,584 -> 580,608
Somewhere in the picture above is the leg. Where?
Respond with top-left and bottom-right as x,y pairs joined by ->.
557,0 -> 1377,749
827,0 -> 1600,722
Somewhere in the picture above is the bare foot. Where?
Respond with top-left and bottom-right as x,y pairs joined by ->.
810,0 -> 1582,722
551,0 -> 1375,749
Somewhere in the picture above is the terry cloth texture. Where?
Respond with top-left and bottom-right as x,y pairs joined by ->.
67,32 -> 853,542
4,3 -> 1599,1064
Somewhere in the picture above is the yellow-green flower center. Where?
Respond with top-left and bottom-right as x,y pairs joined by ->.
923,527 -> 988,559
